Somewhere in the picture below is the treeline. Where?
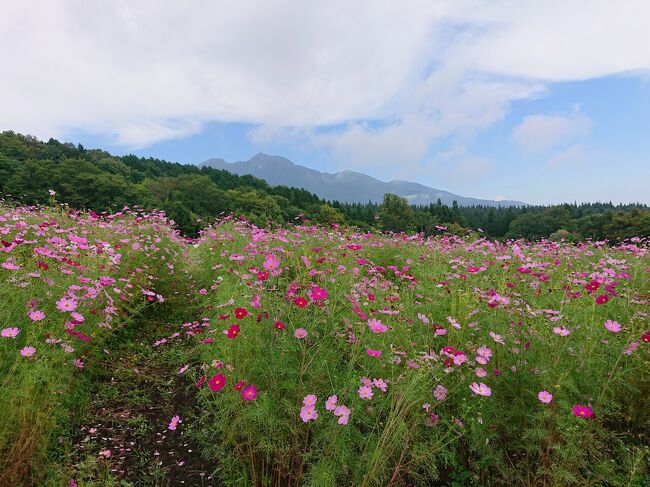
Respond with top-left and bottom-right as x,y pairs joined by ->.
1,131 -> 648,240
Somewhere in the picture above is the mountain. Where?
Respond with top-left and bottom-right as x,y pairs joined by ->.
201,153 -> 526,207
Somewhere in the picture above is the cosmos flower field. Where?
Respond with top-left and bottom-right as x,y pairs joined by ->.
1,205 -> 649,486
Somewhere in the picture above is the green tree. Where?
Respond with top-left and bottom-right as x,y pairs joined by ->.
378,193 -> 415,233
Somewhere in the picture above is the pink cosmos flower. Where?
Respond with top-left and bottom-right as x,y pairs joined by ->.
333,405 -> 350,425
366,349 -> 382,358
469,382 -> 492,396
367,318 -> 388,334
20,346 -> 36,357
358,385 -> 373,399
294,328 -> 308,339
475,367 -> 487,378
303,394 -> 318,407
604,320 -> 621,333
477,345 -> 492,359
325,395 -> 338,411
553,326 -> 571,336
56,297 -> 78,312
29,310 -> 46,321
433,385 -> 447,401
1,327 -> 20,338
300,405 -> 318,422
538,391 -> 553,403
168,415 -> 180,430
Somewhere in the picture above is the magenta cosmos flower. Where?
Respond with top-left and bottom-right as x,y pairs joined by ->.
309,286 -> 328,301
207,373 -> 227,392
572,404 -> 594,418
538,391 -> 553,403
604,320 -> 621,332
366,349 -> 382,358
240,384 -> 258,401
469,382 -> 492,396
367,318 -> 388,333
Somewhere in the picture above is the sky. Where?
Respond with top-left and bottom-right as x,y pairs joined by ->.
1,1 -> 649,205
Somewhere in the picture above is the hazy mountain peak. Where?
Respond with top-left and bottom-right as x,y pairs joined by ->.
200,155 -> 526,207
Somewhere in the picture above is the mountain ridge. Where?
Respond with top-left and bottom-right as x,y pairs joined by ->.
201,153 -> 526,207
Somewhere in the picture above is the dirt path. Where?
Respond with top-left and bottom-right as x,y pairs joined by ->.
66,275 -> 216,486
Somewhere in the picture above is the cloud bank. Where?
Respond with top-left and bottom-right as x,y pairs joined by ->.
1,0 -> 649,178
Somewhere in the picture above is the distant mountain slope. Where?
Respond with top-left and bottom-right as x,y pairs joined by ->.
201,153 -> 526,206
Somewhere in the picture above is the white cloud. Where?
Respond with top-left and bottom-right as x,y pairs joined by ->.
548,144 -> 587,168
1,0 -> 649,160
512,109 -> 592,151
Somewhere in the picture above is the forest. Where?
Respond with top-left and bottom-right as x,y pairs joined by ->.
1,131 -> 648,240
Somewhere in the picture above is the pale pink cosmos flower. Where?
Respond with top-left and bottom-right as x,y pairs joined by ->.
553,327 -> 571,336
489,332 -> 505,345
358,385 -> 373,399
604,320 -> 621,333
178,364 -> 190,375
475,367 -> 487,378
469,382 -> 492,396
538,391 -> 553,403
29,310 -> 46,321
294,328 -> 308,339
367,318 -> 388,334
1,327 -> 20,338
98,449 -> 111,458
73,359 -> 84,368
373,378 -> 388,392
20,346 -> 36,357
433,384 -> 447,401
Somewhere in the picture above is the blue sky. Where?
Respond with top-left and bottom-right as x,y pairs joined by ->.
2,1 -> 649,204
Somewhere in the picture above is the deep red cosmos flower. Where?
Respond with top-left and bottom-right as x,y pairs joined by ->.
595,294 -> 609,305
227,324 -> 240,339
294,297 -> 308,308
207,373 -> 227,392
585,280 -> 600,292
257,271 -> 269,281
641,331 -> 650,343
234,380 -> 246,391
234,307 -> 248,319
274,321 -> 286,330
